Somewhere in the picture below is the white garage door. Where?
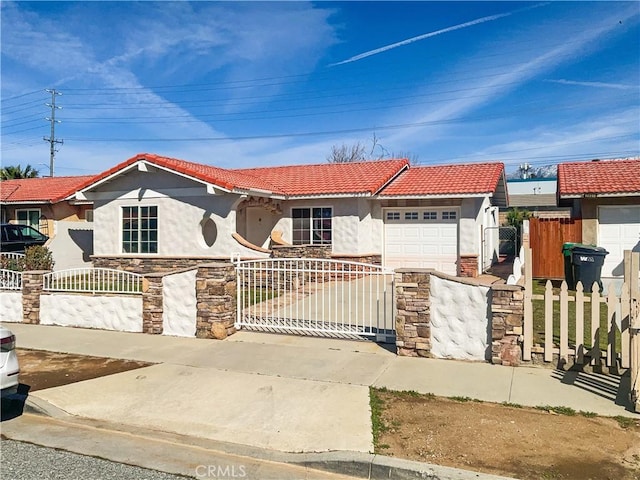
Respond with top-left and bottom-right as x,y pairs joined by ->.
598,206 -> 640,278
384,208 -> 458,275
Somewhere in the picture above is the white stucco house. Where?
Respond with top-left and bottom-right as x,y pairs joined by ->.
71,153 -> 508,276
558,158 -> 640,279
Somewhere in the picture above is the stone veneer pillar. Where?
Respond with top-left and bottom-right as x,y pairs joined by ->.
196,263 -> 236,339
142,275 -> 163,334
491,284 -> 524,366
395,269 -> 432,357
458,254 -> 479,278
22,271 -> 47,324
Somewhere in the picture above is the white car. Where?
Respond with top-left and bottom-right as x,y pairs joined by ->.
1,327 -> 19,398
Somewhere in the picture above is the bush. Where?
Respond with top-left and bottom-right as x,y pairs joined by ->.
0,255 -> 24,271
24,245 -> 54,271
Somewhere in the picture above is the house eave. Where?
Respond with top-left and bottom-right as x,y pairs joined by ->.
376,192 -> 492,200
234,187 -> 285,200
559,191 -> 640,199
0,200 -> 51,205
74,159 -> 237,200
286,192 -> 374,200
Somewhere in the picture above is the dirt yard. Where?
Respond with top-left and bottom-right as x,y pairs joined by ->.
11,349 -> 640,479
373,388 -> 640,480
15,349 -> 151,391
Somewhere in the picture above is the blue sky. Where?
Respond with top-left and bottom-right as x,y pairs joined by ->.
1,1 -> 639,177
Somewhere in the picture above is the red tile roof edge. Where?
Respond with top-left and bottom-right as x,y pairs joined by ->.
73,153 -> 285,196
557,158 -> 640,196
378,162 -> 505,196
1,175 -> 96,203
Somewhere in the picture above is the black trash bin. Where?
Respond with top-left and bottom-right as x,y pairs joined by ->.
562,242 -> 578,289
571,245 -> 608,291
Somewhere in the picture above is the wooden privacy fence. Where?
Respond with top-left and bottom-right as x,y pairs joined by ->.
529,217 -> 582,279
523,248 -> 638,371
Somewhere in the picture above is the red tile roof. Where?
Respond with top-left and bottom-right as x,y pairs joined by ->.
0,175 -> 95,204
378,162 -> 505,196
74,153 -> 284,195
558,159 -> 640,197
74,153 -> 504,200
236,159 -> 409,196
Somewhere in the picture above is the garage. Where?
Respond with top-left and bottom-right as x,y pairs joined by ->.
598,206 -> 640,277
384,208 -> 458,274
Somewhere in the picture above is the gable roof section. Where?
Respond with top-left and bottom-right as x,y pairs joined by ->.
236,159 -> 409,197
558,159 -> 640,198
378,162 -> 506,198
0,175 -> 95,204
74,153 -> 285,197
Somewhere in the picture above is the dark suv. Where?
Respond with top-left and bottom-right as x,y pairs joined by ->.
0,224 -> 49,252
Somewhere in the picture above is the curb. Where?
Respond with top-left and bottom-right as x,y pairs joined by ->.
12,404 -> 516,480
291,451 -> 516,480
24,395 -> 72,418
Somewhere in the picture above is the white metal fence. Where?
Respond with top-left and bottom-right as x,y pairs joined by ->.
0,252 -> 26,262
43,268 -> 142,294
235,258 -> 395,341
0,269 -> 22,290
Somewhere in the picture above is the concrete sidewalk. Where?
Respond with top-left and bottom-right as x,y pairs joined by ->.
3,323 -> 638,454
7,323 -> 637,418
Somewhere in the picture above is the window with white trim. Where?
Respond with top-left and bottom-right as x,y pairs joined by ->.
442,211 -> 457,220
122,206 -> 158,253
423,211 -> 437,220
404,211 -> 419,220
292,207 -> 332,245
16,209 -> 41,229
386,212 -> 400,220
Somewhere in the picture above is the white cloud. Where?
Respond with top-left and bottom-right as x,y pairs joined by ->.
463,107 -> 640,168
381,4 -> 640,150
1,2 -> 340,173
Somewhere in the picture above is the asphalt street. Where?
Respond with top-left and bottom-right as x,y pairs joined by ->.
1,439 -> 190,480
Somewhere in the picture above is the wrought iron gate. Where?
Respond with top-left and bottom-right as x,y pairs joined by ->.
235,258 -> 395,342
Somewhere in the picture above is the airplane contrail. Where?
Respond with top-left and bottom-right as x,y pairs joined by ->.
545,79 -> 637,90
329,3 -> 549,67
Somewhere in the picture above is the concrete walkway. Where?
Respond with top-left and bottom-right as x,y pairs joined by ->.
3,323 -> 638,456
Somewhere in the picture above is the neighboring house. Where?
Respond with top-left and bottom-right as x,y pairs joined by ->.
0,175 -> 95,269
71,153 -> 508,276
504,177 -> 570,220
558,158 -> 640,278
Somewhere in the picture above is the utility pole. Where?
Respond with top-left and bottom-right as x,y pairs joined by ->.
43,89 -> 63,177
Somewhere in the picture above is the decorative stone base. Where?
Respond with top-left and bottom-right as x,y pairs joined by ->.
195,263 -> 236,340
395,269 -> 432,357
271,245 -> 331,259
92,256 -> 231,274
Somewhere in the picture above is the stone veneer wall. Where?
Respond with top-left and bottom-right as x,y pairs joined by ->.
21,271 -> 47,325
92,256 -> 231,274
195,263 -> 236,339
458,254 -> 478,278
142,275 -> 164,334
271,245 -> 332,259
331,254 -> 382,265
395,269 -> 432,357
490,284 -> 525,366
395,268 -> 526,364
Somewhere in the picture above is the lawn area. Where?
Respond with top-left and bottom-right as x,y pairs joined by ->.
531,279 -> 622,352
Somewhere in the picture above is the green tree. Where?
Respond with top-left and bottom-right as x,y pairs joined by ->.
0,164 -> 40,180
505,207 -> 531,229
